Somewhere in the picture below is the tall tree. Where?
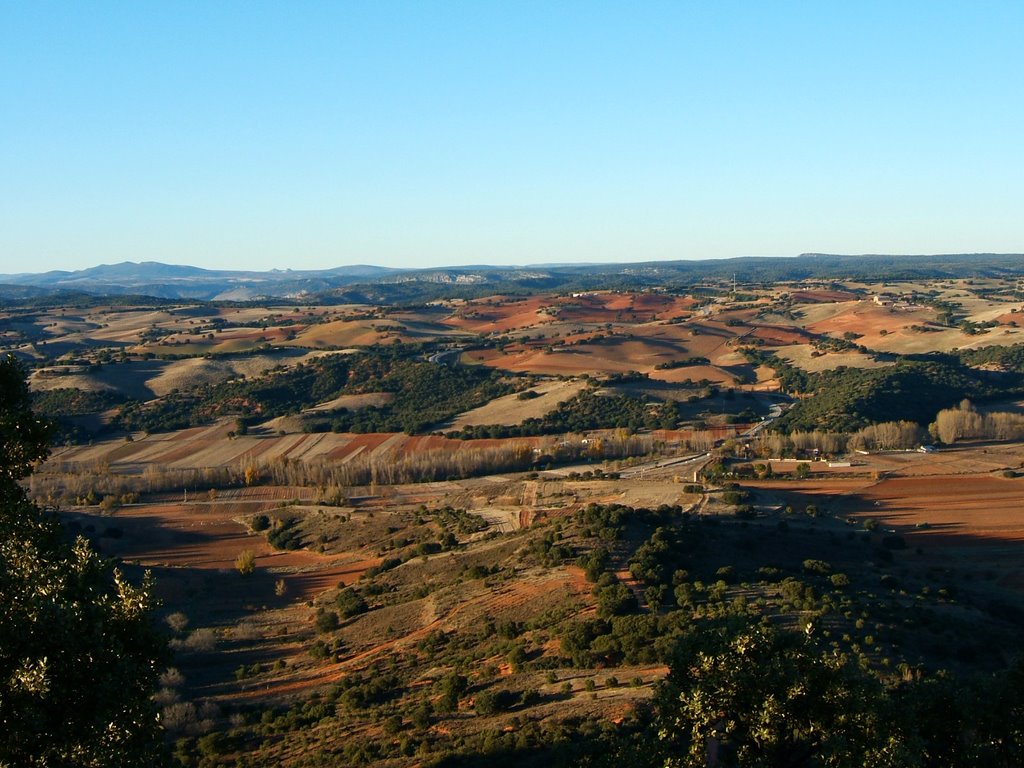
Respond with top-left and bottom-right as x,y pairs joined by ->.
0,354 -> 169,767
651,621 -> 913,768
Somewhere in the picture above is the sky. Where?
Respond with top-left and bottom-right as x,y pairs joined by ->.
2,1 -> 1023,273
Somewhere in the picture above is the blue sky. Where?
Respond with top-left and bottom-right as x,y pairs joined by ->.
2,2 -> 1022,272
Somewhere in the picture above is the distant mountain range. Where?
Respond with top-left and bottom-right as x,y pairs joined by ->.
0,262 -> 402,301
1,254 -> 1022,303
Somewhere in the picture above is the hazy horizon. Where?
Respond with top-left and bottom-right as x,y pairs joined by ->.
11,250 -> 1024,280
3,3 -> 1022,273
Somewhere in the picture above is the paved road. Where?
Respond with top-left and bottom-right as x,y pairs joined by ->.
427,347 -> 464,365
618,452 -> 710,479
744,402 -> 786,437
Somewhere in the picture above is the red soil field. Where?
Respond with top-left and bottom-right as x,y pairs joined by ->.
399,434 -> 545,454
286,557 -> 381,598
155,438 -> 222,465
322,438 -> 361,461
542,293 -> 693,325
96,500 -> 378,605
601,294 -> 633,311
747,325 -> 813,346
804,304 -> 908,339
790,290 -> 859,303
639,324 -> 702,345
471,347 -> 640,376
443,297 -> 551,333
744,474 -> 1024,553
555,307 -> 620,324
637,293 -> 697,318
323,433 -> 394,461
678,327 -> 741,364
548,295 -> 619,324
399,435 -> 447,454
279,433 -> 318,459
648,365 -> 736,385
464,437 -> 548,453
856,476 -> 1024,543
995,311 -> 1024,326
743,478 -> 876,502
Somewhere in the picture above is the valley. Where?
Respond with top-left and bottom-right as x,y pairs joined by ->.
7,269 -> 1024,766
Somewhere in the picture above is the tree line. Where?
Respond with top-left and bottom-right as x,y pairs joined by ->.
746,345 -> 1024,434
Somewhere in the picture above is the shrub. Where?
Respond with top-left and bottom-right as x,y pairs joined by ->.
182,628 -> 216,653
235,549 -> 256,576
830,573 -> 851,589
99,494 -> 121,513
383,715 -> 403,735
165,612 -> 189,635
474,689 -> 515,715
415,541 -> 442,557
595,582 -> 638,618
336,587 -> 368,619
411,701 -> 433,730
315,609 -> 340,633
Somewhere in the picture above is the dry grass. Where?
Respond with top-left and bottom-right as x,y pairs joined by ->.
446,379 -> 587,428
149,352 -> 322,396
872,325 -> 1024,355
775,344 -> 893,372
286,319 -> 404,348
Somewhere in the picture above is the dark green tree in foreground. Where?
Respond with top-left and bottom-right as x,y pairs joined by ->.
0,355 -> 169,767
648,618 -> 1024,768
652,622 -> 909,768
